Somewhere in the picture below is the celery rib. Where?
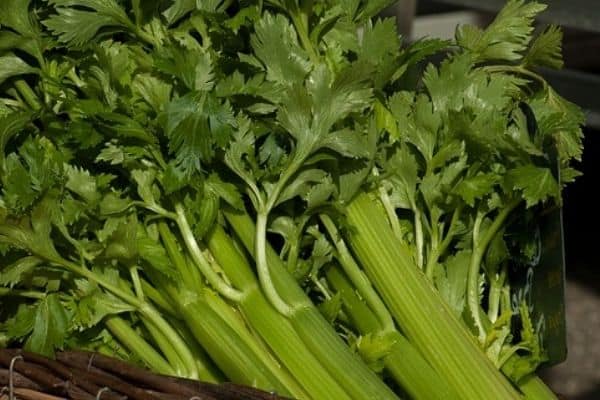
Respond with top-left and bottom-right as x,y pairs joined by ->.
224,208 -> 400,400
166,317 -> 225,383
206,224 -> 353,400
345,192 -> 522,400
141,315 -> 190,377
326,266 -> 461,400
518,374 -> 559,400
158,222 -> 305,397
104,315 -> 176,376
178,295 -> 296,395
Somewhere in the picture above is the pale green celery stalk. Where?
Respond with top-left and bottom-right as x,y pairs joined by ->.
326,266 -> 460,400
0,235 -> 197,380
223,208 -> 400,400
345,192 -> 522,400
173,290 -> 294,395
206,224 -> 352,400
33,253 -> 200,380
104,315 -> 175,376
130,265 -> 145,301
201,288 -> 307,398
518,375 -> 558,400
320,214 -> 394,331
377,181 -> 404,241
157,223 -> 300,396
468,201 -> 521,341
174,203 -> 244,303
413,208 -> 425,269
131,263 -> 189,376
140,278 -> 178,316
167,317 -> 224,383
96,343 -> 130,360
141,316 -> 189,377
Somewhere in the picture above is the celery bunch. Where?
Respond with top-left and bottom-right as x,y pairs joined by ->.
0,1 -> 582,399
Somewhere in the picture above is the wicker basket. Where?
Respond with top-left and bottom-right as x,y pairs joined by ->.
0,349 -> 289,400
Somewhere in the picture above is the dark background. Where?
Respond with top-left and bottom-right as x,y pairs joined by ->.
543,127 -> 600,400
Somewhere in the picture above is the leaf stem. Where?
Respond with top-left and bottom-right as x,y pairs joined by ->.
479,200 -> 522,260
141,202 -> 177,220
55,258 -> 199,379
377,184 -> 404,240
287,241 -> 300,272
467,211 -> 487,340
443,206 -> 463,248
104,315 -> 176,376
266,156 -> 305,211
289,9 -> 319,64
140,278 -> 178,316
157,221 -> 203,290
138,302 -> 200,379
14,79 -> 41,111
0,288 -> 45,299
414,208 -> 425,269
59,259 -> 140,305
425,245 -> 439,280
428,213 -> 440,267
483,65 -> 548,88
254,156 -> 308,315
141,315 -> 189,376
320,213 -> 395,331
174,203 -> 244,302
125,21 -> 157,47
488,266 -> 507,323
166,317 -> 225,383
256,212 -> 294,316
518,374 -> 559,400
468,200 -> 521,341
129,265 -> 145,301
66,68 -> 85,88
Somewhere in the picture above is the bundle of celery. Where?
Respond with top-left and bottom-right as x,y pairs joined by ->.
0,0 -> 582,399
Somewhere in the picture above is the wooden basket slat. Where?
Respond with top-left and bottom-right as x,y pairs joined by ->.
0,349 -> 290,400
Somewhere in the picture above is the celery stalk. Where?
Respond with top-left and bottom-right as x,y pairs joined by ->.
141,315 -> 190,377
519,375 -> 558,400
345,192 -> 522,400
206,225 -> 353,400
224,208 -> 400,400
326,266 -> 461,400
140,278 -> 179,316
166,317 -> 224,383
104,315 -> 175,376
157,223 -> 304,397
177,294 -> 295,395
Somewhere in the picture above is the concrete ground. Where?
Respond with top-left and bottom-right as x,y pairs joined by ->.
541,279 -> 600,399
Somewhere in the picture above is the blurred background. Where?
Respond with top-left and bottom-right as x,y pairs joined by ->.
384,1 -> 600,398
